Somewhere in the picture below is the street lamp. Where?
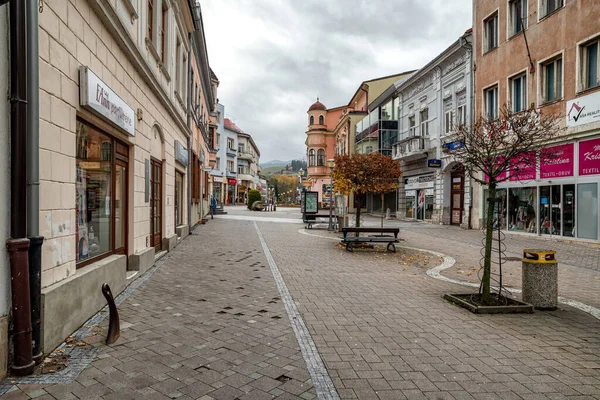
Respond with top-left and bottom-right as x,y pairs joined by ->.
298,168 -> 304,205
327,159 -> 335,231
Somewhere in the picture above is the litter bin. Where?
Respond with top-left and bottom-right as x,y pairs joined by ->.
522,249 -> 558,310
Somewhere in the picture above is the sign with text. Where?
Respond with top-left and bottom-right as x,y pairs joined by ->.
175,141 -> 189,165
405,175 -> 435,190
510,152 -> 536,181
213,176 -> 224,183
567,91 -> 600,128
79,66 -> 135,136
540,143 -> 574,179
227,178 -> 237,185
579,137 -> 600,176
484,156 -> 506,182
428,159 -> 442,168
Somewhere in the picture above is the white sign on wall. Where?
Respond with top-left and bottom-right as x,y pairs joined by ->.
566,91 -> 600,128
79,66 -> 135,136
405,175 -> 435,190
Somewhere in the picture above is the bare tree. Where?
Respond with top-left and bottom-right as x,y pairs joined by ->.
448,105 -> 563,305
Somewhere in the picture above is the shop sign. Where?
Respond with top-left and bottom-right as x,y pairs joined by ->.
213,176 -> 224,183
510,152 -> 536,181
406,190 -> 417,197
79,66 -> 135,136
174,141 -> 188,165
405,175 -> 435,190
484,156 -> 506,182
566,91 -> 600,128
443,140 -> 464,151
428,159 -> 442,168
540,143 -> 574,179
579,137 -> 600,176
424,188 -> 434,196
227,178 -> 237,185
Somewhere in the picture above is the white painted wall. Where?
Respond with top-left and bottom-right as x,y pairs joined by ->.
0,4 -> 11,319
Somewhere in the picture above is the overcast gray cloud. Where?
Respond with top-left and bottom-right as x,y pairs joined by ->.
201,0 -> 472,163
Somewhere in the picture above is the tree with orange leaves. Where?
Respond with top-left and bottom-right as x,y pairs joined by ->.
333,153 -> 401,227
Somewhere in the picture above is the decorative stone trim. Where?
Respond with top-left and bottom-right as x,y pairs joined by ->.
121,0 -> 139,23
159,62 -> 171,82
145,37 -> 161,63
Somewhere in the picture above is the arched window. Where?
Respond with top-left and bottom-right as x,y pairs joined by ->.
309,149 -> 316,166
309,115 -> 314,125
317,149 -> 326,166
319,115 -> 324,125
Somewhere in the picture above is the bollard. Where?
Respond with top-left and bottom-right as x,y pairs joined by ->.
102,283 -> 120,344
522,249 -> 558,310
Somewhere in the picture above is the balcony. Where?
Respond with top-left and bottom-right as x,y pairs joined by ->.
226,170 -> 237,178
237,151 -> 256,162
226,147 -> 237,157
392,135 -> 430,162
355,114 -> 398,145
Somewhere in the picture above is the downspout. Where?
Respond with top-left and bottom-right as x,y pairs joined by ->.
459,33 -> 474,229
186,42 -> 192,230
436,65 -> 443,225
8,0 -> 35,375
26,0 -> 43,365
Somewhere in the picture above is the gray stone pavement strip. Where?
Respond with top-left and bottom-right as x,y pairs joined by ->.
254,221 -> 340,400
3,219 -> 318,399
257,220 -> 600,399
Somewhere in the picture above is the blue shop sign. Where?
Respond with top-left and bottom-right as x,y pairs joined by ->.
428,159 -> 442,168
444,140 -> 465,151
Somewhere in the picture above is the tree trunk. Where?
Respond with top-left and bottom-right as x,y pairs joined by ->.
381,193 -> 385,228
482,183 -> 496,305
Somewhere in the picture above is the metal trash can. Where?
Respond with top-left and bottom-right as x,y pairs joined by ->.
522,249 -> 558,310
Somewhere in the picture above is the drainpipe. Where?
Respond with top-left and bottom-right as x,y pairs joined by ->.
460,32 -> 474,229
8,0 -> 35,375
26,0 -> 43,365
186,43 -> 192,229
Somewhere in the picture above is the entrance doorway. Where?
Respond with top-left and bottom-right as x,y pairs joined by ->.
150,159 -> 162,251
450,169 -> 465,225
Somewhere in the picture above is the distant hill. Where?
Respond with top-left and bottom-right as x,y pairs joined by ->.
261,165 -> 288,177
260,160 -> 289,168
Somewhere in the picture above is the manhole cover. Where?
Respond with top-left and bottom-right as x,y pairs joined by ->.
503,257 -> 522,262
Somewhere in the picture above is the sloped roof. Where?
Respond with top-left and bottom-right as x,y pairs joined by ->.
224,118 -> 244,133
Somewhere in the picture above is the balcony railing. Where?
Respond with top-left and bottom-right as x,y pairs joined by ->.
226,170 -> 237,177
226,147 -> 237,157
237,151 -> 256,161
392,136 -> 430,161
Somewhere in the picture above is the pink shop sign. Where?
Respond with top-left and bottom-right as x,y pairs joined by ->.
579,137 -> 600,176
540,143 -> 574,179
484,156 -> 507,182
510,152 -> 536,182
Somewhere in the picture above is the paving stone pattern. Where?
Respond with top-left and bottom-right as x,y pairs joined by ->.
258,221 -> 600,399
4,220 -> 316,399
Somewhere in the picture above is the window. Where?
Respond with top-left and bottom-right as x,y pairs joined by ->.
227,138 -> 235,150
175,171 -> 184,227
227,160 -> 234,172
510,73 -> 527,112
238,165 -> 244,174
160,2 -> 168,63
216,134 -> 220,148
408,115 -> 416,137
457,104 -> 467,125
147,0 -> 154,40
485,85 -> 498,119
509,0 -> 527,37
444,99 -> 453,135
420,108 -> 429,137
181,55 -> 187,100
238,143 -> 245,153
540,0 -> 563,18
215,157 -> 220,170
175,37 -> 181,93
317,149 -> 326,166
542,56 -> 562,103
365,145 -> 373,153
76,120 -> 128,266
581,38 -> 599,90
310,115 -> 314,125
191,153 -> 200,203
484,12 -> 498,53
319,115 -> 324,125
308,149 -> 316,166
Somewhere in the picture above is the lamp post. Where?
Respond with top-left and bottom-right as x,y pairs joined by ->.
327,159 -> 335,231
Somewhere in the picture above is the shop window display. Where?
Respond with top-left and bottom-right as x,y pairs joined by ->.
483,188 -> 506,230
507,188 -> 537,233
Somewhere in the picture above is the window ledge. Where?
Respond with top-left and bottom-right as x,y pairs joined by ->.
539,6 -> 565,22
122,0 -> 139,23
540,98 -> 564,108
159,62 -> 171,82
174,90 -> 185,110
145,37 -> 160,62
576,85 -> 600,97
483,46 -> 498,56
508,29 -> 526,41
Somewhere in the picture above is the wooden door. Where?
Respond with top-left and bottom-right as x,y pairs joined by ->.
150,159 -> 162,251
450,170 -> 465,226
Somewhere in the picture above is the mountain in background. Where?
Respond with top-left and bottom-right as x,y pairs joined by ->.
260,159 -> 307,177
260,160 -> 289,168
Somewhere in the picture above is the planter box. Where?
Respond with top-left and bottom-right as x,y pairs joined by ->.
444,293 -> 534,314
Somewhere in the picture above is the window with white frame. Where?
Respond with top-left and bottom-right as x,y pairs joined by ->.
540,0 -> 563,19
484,12 -> 498,53
444,99 -> 454,135
484,85 -> 498,120
510,73 -> 527,112
237,165 -> 244,174
408,115 -> 416,137
160,2 -> 168,63
457,104 -> 467,125
147,0 -> 155,41
175,36 -> 181,93
216,133 -> 220,147
580,37 -> 599,91
420,108 -> 429,137
215,157 -> 220,170
227,160 -> 234,172
227,138 -> 235,150
238,143 -> 245,153
308,149 -> 315,166
365,145 -> 373,153
181,54 -> 187,100
541,56 -> 562,103
509,0 -> 527,37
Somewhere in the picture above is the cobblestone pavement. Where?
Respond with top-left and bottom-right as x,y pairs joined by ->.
3,208 -> 600,399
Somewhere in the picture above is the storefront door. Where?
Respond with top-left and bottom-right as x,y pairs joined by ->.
150,159 -> 162,251
539,185 -> 561,235
450,170 -> 464,225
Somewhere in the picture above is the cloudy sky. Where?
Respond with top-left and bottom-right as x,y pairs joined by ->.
201,0 -> 472,164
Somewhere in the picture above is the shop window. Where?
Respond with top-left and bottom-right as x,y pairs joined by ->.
76,120 -> 128,266
175,171 -> 184,227
577,183 -> 598,240
510,73 -> 527,112
317,149 -> 326,166
580,37 -> 599,91
541,56 -> 562,103
509,0 -> 527,37
483,11 -> 498,53
507,187 -> 537,233
483,188 -> 507,230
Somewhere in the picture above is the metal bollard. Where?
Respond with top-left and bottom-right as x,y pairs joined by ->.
102,283 -> 120,344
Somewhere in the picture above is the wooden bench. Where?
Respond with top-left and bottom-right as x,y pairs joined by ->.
302,213 -> 338,229
341,227 -> 400,252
